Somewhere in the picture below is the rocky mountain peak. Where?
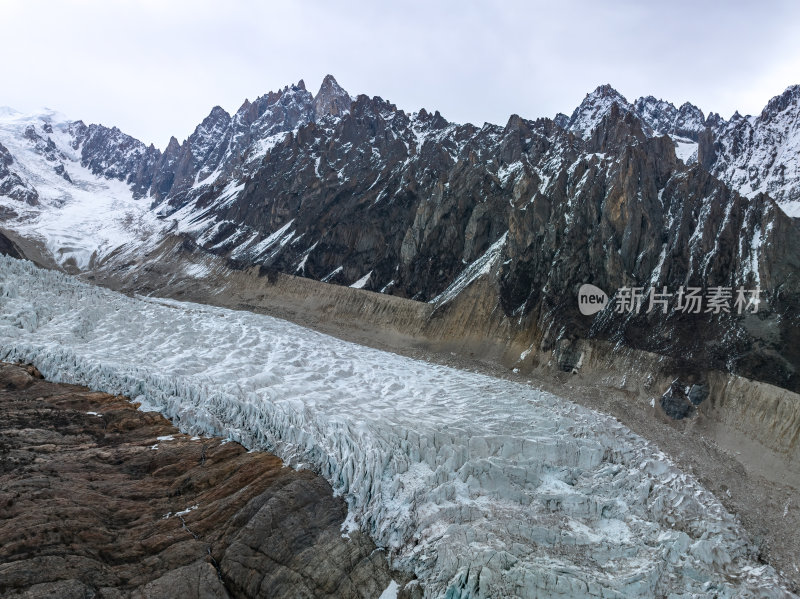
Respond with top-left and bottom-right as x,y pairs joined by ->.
633,96 -> 676,131
164,135 -> 181,154
675,102 -> 705,129
187,106 -> 232,160
586,101 -> 648,153
207,105 -> 231,122
705,84 -> 800,212
634,96 -> 706,141
677,101 -> 703,116
567,84 -> 632,138
504,113 -> 527,133
759,83 -> 800,124
673,102 -> 706,141
553,112 -> 569,129
237,98 -> 251,114
313,74 -> 352,119
414,107 -> 448,131
592,83 -> 625,99
193,107 -> 231,140
705,111 -> 725,128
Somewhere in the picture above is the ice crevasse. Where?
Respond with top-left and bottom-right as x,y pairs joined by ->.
0,256 -> 793,598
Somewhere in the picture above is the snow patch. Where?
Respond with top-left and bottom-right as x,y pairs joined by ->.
674,138 -> 698,164
349,271 -> 372,289
379,580 -> 399,599
431,233 -> 507,305
321,265 -> 343,283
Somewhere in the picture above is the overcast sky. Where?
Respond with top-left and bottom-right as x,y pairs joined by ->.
3,0 -> 799,148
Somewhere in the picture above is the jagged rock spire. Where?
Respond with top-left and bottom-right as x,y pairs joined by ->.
313,74 -> 352,119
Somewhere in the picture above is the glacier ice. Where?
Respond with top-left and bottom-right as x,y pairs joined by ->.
0,256 -> 794,598
0,111 -> 167,269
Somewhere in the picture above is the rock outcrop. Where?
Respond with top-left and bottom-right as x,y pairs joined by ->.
0,141 -> 38,205
0,362 -> 395,598
0,230 -> 22,259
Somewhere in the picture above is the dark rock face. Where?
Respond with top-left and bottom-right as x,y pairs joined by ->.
313,74 -> 352,118
500,105 -> 800,391
68,121 -> 160,198
660,379 -> 694,419
657,378 -> 708,419
149,82 -> 318,209
0,363 -> 394,598
206,95 -> 512,300
688,383 -> 709,405
0,231 -> 22,259
0,142 -> 38,205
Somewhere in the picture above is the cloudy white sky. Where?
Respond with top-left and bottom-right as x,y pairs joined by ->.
3,0 -> 799,148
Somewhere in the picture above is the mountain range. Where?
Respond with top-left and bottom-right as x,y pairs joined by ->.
1,76 -> 798,393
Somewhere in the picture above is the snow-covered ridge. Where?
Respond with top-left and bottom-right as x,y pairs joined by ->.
709,85 -> 800,216
0,256 -> 792,598
562,85 -> 800,217
0,110 -> 166,269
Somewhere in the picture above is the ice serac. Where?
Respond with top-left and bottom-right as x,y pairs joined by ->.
0,255 -> 794,599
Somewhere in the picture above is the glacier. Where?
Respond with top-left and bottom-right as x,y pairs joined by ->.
0,110 -> 167,269
0,255 -> 794,598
